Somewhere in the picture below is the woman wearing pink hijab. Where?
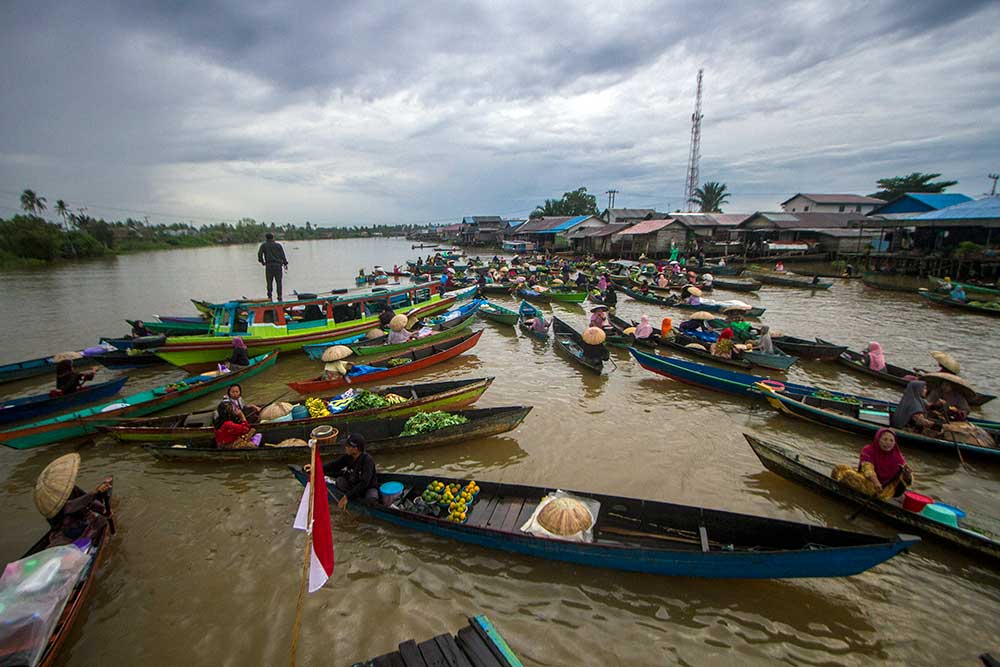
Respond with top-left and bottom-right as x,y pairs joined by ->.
832,428 -> 913,498
633,314 -> 654,341
864,341 -> 887,372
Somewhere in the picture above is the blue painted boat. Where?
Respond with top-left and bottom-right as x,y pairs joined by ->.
517,300 -> 548,339
0,376 -> 129,425
290,468 -> 918,579
302,333 -> 372,361
0,352 -> 99,386
445,285 -> 480,302
424,299 -> 483,327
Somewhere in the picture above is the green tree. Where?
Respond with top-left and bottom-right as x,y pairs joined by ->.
19,189 -> 47,215
689,181 -> 730,213
531,187 -> 599,218
869,172 -> 958,200
55,200 -> 70,224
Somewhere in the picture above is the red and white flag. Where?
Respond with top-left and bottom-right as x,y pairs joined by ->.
293,446 -> 335,592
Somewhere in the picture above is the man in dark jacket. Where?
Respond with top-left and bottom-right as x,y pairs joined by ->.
257,233 -> 288,301
323,434 -> 378,508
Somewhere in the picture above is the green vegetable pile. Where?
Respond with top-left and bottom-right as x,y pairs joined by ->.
400,411 -> 469,436
346,390 -> 390,411
386,358 -> 412,367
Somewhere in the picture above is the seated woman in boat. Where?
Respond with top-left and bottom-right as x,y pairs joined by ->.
718,256 -> 727,267
949,283 -> 967,302
633,314 -> 654,341
679,317 -> 712,334
891,380 -> 936,432
710,328 -> 735,359
131,319 -> 152,337
227,337 -> 250,369
604,284 -> 618,307
306,432 -> 379,508
755,325 -> 775,354
832,428 -> 912,499
639,279 -> 651,295
686,287 -> 702,305
387,314 -> 413,345
221,384 -> 261,424
55,357 -> 94,394
213,401 -> 257,449
589,306 -> 611,330
575,272 -> 589,289
925,373 -> 972,421
701,273 -> 714,288
580,327 -> 610,363
597,274 -> 608,292
775,261 -> 785,272
656,272 -> 670,288
862,341 -> 887,371
35,453 -> 112,548
527,312 -> 551,335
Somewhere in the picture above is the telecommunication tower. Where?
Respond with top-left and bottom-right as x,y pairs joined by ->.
684,69 -> 704,212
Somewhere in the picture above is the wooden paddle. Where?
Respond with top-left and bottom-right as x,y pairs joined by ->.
846,466 -> 906,521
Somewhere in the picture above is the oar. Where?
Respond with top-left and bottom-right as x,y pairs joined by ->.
846,467 -> 905,521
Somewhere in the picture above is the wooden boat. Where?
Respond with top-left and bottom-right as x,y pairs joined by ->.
0,353 -> 100,386
0,501 -> 115,667
552,318 -> 604,374
89,348 -> 164,369
745,435 -> 1000,562
445,285 -> 480,302
301,333 -> 370,361
126,318 -> 210,336
619,274 -> 707,295
518,288 -> 588,304
861,272 -> 931,292
744,269 -> 833,290
712,278 -> 762,292
0,352 -> 278,450
918,289 -> 1000,317
191,299 -> 215,318
754,382 -> 1000,460
354,614 -> 522,667
480,283 -> 516,296
348,307 -> 478,357
291,469 -> 918,579
407,262 -> 470,274
145,405 -> 531,461
818,339 -> 996,406
619,285 -> 766,317
771,336 -> 847,361
157,314 -> 208,325
150,284 -> 453,371
288,330 -> 483,394
587,290 -> 618,309
702,263 -> 743,276
659,331 -> 797,372
103,378 -> 494,444
477,301 -> 518,326
0,376 -> 129,425
518,301 -> 548,339
930,277 -> 1000,299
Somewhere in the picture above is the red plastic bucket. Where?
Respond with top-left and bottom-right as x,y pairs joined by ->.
902,491 -> 933,513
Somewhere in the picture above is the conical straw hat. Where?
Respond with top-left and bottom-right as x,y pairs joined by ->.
687,287 -> 703,297
389,314 -> 408,331
690,311 -> 715,320
321,345 -> 353,362
722,304 -> 751,313
930,351 -> 960,374
582,327 -> 606,345
538,497 -> 593,536
920,372 -> 977,398
366,328 -> 385,340
259,402 -> 294,421
34,453 -> 81,519
52,351 -> 83,362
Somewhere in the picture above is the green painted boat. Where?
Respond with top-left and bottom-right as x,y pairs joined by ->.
918,289 -> 1000,317
478,301 -> 519,326
151,283 -> 452,371
0,351 -> 278,450
930,276 -> 1000,299
128,319 -> 210,336
518,288 -> 588,304
348,309 -> 477,356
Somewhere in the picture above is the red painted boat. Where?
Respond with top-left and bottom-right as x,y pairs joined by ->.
288,329 -> 484,394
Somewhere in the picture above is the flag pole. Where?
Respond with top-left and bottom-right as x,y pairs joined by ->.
290,442 -> 316,667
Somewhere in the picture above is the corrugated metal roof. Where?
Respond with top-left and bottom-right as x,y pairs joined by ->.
669,213 -> 751,227
906,193 -> 974,208
913,196 -> 1000,221
870,193 -> 974,215
781,193 -> 885,206
585,223 -> 631,237
739,211 -> 869,230
519,215 -> 592,234
615,219 -> 672,235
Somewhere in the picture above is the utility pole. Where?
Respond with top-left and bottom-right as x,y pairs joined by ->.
989,173 -> 999,196
605,189 -> 618,210
684,69 -> 704,213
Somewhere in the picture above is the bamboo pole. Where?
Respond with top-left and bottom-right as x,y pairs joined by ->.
289,444 -> 316,666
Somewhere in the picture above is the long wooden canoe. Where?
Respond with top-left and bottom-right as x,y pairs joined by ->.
744,270 -> 833,289
102,377 -> 495,444
552,318 -> 604,374
477,301 -> 519,326
772,336 -> 847,361
929,276 -> 1000,299
754,382 -> 1000,460
0,376 -> 129,425
745,434 -> 999,562
126,318 -> 210,336
288,330 -> 483,394
712,278 -> 762,292
518,288 -> 588,304
818,339 -> 995,406
347,307 -> 478,356
0,353 -> 100,386
619,285 -> 766,317
918,289 -> 1000,317
291,469 -> 918,579
145,405 -> 531,461
0,352 -> 278,449
517,301 -> 549,339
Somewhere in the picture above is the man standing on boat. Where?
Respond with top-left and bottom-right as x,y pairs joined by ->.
257,233 -> 288,302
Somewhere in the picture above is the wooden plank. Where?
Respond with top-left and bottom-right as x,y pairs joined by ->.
498,498 -> 527,533
512,501 -> 537,531
699,526 -> 709,553
456,627 -> 502,667
484,497 -> 521,531
418,637 -> 451,667
371,652 -> 406,667
434,634 -> 474,667
465,495 -> 500,528
399,639 -> 428,667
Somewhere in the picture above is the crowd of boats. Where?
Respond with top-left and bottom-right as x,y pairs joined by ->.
1,248 -> 998,665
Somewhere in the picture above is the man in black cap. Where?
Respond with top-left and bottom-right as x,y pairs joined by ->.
321,433 -> 378,508
257,232 -> 288,301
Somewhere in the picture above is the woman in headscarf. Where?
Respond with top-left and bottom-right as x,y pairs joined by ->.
656,273 -> 670,289
711,328 -> 735,358
529,313 -> 550,335
633,314 -> 654,341
213,401 -> 256,449
228,337 -> 250,368
831,429 -> 913,498
220,384 -> 261,423
597,274 -> 608,292
686,287 -> 702,306
604,283 -> 617,307
589,306 -> 611,329
756,325 -> 774,354
55,358 -> 94,394
891,380 -> 933,431
863,342 -> 886,372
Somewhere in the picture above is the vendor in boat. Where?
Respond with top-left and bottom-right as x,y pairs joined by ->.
656,272 -> 670,289
686,286 -> 703,305
580,327 -> 610,364
575,272 -> 589,290
55,354 -> 94,394
710,328 -> 736,358
634,314 -> 654,341
775,261 -> 785,272
589,305 -> 611,330
949,283 -> 967,302
930,350 -> 961,376
387,314 -> 413,345
891,380 -> 936,431
832,428 -> 913,499
228,336 -> 250,369
308,430 -> 379,508
323,345 -> 354,380
35,453 -> 112,548
604,283 -> 618,307
701,273 -> 714,288
131,320 -> 152,337
862,342 -> 887,372
755,325 -> 775,354
378,303 -> 397,328
221,384 -> 261,424
639,279 -> 651,295
597,273 -> 608,292
528,314 -> 551,335
924,372 -> 973,421
213,401 -> 257,449
679,312 -> 714,333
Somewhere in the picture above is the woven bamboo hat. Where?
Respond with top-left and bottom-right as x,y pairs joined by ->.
685,342 -> 708,350
930,351 -> 960,374
690,311 -> 715,320
687,287 -> 703,297
321,345 -> 353,362
552,279 -> 564,286
52,351 -> 83,362
723,304 -> 751,313
366,328 -> 385,340
582,327 -> 606,345
310,425 -> 340,444
921,372 -> 976,398
389,314 -> 408,331
259,401 -> 294,421
34,453 -> 81,519
538,497 -> 593,536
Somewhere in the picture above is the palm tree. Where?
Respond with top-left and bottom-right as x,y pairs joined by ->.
689,181 -> 730,213
55,200 -> 70,225
20,189 -> 47,215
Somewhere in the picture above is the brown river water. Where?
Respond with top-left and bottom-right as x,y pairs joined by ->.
0,237 -> 998,666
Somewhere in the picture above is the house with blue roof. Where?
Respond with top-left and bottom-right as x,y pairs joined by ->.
869,192 -> 974,219
513,215 -> 605,249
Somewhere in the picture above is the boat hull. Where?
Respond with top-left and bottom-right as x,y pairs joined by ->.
0,377 -> 129,425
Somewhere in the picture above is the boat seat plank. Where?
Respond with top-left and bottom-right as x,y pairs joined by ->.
456,627 -> 503,667
372,652 -> 407,667
466,495 -> 500,528
433,634 -> 474,667
699,526 -> 709,553
485,497 -> 522,531
417,637 -> 450,667
512,501 -> 537,531
499,499 -> 527,533
399,640 -> 428,667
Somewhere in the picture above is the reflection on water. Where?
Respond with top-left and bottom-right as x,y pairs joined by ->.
1,239 -> 999,666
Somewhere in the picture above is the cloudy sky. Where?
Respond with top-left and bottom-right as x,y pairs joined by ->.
1,0 -> 998,226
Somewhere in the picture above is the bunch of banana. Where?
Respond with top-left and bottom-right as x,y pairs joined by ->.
305,396 -> 331,418
382,393 -> 408,405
